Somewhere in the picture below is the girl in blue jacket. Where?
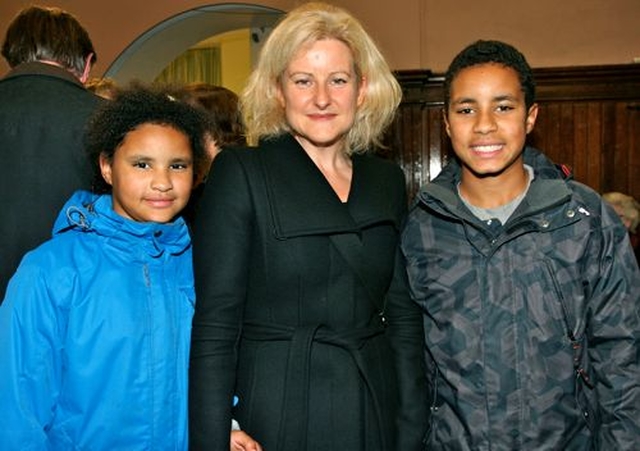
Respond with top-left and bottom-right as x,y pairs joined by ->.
0,85 -> 260,450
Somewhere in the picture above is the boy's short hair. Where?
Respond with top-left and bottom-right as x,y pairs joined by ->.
443,39 -> 536,111
85,83 -> 209,194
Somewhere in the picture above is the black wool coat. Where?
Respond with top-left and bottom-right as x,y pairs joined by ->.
189,134 -> 427,451
0,62 -> 104,300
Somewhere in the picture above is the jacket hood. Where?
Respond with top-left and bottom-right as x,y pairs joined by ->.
53,190 -> 191,257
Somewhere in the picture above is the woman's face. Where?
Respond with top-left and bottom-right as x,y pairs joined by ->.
277,38 -> 366,154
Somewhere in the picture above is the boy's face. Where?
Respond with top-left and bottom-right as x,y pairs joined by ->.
444,63 -> 538,182
100,123 -> 194,223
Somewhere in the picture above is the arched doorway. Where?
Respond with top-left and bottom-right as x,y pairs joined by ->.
104,3 -> 283,86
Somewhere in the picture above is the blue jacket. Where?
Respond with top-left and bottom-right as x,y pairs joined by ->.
0,191 -> 195,450
402,147 -> 640,450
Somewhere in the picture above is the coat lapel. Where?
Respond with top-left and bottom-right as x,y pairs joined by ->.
259,134 -> 400,239
260,134 -> 356,238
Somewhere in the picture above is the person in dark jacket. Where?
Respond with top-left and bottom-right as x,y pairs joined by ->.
402,39 -> 640,450
0,5 -> 104,300
188,2 -> 428,450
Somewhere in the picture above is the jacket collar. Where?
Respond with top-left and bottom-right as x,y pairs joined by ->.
259,134 -> 398,238
418,146 -> 572,218
54,191 -> 191,257
2,61 -> 85,88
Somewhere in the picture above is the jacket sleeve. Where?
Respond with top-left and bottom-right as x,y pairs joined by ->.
0,258 -> 64,448
189,149 -> 254,450
385,167 -> 429,450
588,201 -> 640,448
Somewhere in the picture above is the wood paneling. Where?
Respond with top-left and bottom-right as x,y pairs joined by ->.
384,65 -> 640,202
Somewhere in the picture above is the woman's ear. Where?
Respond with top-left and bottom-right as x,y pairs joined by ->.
357,76 -> 367,107
99,153 -> 113,186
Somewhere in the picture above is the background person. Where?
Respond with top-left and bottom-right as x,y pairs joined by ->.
603,191 -> 640,263
85,75 -> 119,99
170,82 -> 246,224
189,3 -> 427,450
0,5 -> 104,300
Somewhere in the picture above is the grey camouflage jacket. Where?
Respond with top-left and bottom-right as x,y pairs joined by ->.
402,147 -> 640,450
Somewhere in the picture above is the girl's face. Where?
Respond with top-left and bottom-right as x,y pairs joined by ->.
100,123 -> 194,223
277,38 -> 366,155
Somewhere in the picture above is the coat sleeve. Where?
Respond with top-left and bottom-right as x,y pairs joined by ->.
189,149 -> 254,450
0,257 -> 64,448
385,167 -> 429,450
588,200 -> 640,448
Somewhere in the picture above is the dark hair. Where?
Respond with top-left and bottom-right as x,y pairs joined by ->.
443,40 -> 535,111
177,83 -> 246,147
1,5 -> 96,76
85,83 -> 209,194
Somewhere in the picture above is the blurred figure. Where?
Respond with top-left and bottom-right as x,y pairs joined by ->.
85,76 -> 118,99
0,5 -> 104,300
182,83 -> 245,148
172,82 -> 246,224
603,191 -> 640,262
174,83 -> 245,180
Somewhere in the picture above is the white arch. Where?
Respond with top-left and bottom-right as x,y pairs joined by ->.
105,3 -> 283,84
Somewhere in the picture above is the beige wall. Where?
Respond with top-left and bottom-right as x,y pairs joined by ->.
1,0 -> 639,77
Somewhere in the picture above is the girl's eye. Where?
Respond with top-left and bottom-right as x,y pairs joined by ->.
497,104 -> 514,112
133,162 -> 150,169
170,163 -> 189,170
456,107 -> 474,115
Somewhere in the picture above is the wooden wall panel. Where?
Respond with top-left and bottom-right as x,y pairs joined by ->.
384,65 -> 640,202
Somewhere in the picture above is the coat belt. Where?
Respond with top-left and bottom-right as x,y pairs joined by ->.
241,319 -> 387,450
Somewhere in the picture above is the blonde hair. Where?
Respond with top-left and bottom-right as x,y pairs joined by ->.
240,2 -> 401,154
603,192 -> 640,233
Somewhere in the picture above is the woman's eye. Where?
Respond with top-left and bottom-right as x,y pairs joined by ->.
294,78 -> 311,87
133,162 -> 150,169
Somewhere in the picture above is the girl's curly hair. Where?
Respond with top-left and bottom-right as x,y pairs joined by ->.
84,83 -> 209,193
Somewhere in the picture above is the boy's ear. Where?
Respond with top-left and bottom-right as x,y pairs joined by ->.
99,154 -> 114,186
443,108 -> 452,138
525,103 -> 539,134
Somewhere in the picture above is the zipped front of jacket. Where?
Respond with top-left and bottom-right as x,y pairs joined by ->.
402,148 -> 619,450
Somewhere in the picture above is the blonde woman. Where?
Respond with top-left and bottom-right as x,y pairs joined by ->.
189,3 -> 427,450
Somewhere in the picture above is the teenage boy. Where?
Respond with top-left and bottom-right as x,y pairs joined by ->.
402,40 -> 640,449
